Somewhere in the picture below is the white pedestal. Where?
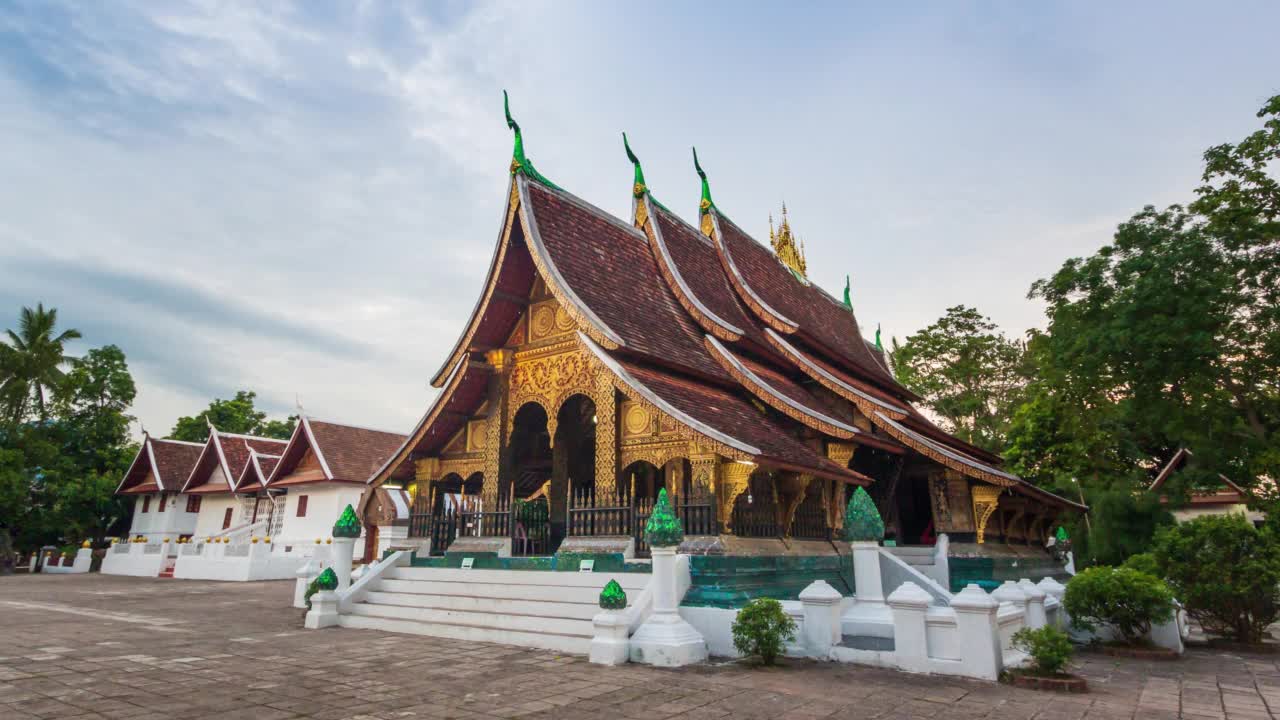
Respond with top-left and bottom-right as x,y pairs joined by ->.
332,537 -> 355,592
629,547 -> 707,667
589,610 -> 630,666
1017,579 -> 1047,628
293,557 -> 321,609
798,580 -> 843,657
304,590 -> 340,629
842,541 -> 893,638
951,584 -> 1003,681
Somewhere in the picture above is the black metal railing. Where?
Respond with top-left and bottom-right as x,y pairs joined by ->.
568,485 -> 631,537
510,498 -> 550,557
429,508 -> 459,555
732,499 -> 780,538
791,492 -> 830,540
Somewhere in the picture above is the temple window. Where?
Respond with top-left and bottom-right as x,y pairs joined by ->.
222,507 -> 233,529
296,495 -> 308,517
141,496 -> 151,513
186,496 -> 201,513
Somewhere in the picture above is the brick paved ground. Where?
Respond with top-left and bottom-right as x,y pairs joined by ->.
1,574 -> 1278,720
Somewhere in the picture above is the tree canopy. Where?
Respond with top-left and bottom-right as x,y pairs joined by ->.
169,390 -> 297,442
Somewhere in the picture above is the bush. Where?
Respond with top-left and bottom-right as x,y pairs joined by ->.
1081,488 -> 1175,568
1012,626 -> 1074,676
1153,513 -> 1280,644
1121,552 -> 1160,577
731,598 -> 797,665
1064,566 -> 1175,645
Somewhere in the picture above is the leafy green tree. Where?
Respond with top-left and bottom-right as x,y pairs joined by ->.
890,306 -> 1029,452
0,303 -> 81,424
169,391 -> 296,441
0,446 -> 30,574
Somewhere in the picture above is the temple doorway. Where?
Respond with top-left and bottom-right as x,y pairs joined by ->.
896,474 -> 935,545
508,403 -> 553,555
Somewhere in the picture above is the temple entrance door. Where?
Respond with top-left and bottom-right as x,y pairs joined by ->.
896,474 -> 934,545
621,461 -> 661,558
362,525 -> 378,564
508,403 -> 553,555
551,394 -> 596,555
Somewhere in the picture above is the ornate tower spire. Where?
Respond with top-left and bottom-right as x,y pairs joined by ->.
502,90 -> 558,188
623,132 -> 646,198
770,203 -> 808,278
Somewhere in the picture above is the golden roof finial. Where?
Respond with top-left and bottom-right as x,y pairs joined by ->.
770,203 -> 807,278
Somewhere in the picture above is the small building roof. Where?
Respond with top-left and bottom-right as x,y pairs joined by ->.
267,417 -> 407,487
116,435 -> 205,495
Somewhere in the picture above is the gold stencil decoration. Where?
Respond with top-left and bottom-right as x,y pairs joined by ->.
622,402 -> 652,438
769,204 -> 807,278
531,305 -> 556,339
972,485 -> 1002,544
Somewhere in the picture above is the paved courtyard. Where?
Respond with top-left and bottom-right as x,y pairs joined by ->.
0,574 -> 1277,720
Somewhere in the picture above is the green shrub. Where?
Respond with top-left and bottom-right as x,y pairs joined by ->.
1153,513 -> 1280,644
1122,552 -> 1160,577
731,598 -> 797,665
1064,566 -> 1175,645
1012,626 -> 1074,676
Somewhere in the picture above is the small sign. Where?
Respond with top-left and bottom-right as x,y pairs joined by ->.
460,557 -> 475,570
578,559 -> 595,573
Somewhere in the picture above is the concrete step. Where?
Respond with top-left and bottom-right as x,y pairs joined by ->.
340,607 -> 590,655
372,578 -> 610,605
361,590 -> 603,620
888,546 -> 935,557
348,599 -> 591,636
386,566 -> 649,590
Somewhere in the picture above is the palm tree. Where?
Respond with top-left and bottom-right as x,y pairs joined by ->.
0,304 -> 81,424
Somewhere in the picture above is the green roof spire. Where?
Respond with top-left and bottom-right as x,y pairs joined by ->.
693,147 -> 715,214
623,132 -> 647,198
502,90 -> 559,189
842,275 -> 853,311
875,324 -> 883,351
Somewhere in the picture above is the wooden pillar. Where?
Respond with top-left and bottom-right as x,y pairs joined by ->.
414,458 -> 441,512
593,374 -> 618,505
776,473 -> 812,538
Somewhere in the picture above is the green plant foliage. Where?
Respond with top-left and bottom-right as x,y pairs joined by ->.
843,486 -> 884,542
168,390 -> 296,442
333,505 -> 362,538
598,579 -> 627,610
1153,514 -> 1280,644
1012,626 -> 1074,676
731,598 -> 797,665
1080,488 -> 1175,568
1122,552 -> 1160,577
643,488 -> 684,548
1063,566 -> 1175,645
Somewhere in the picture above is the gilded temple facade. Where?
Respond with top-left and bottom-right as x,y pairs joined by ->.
370,102 -> 1083,573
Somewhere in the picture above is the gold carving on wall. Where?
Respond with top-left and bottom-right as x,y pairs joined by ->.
620,441 -> 688,472
593,373 -> 619,504
508,345 -> 594,442
972,485 -> 1002,544
719,462 -> 755,534
928,472 -> 953,530
622,402 -> 652,438
776,473 -> 813,538
465,419 -> 487,452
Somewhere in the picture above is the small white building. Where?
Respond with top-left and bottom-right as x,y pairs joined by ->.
102,434 -> 205,576
1151,448 -> 1266,526
266,417 -> 408,564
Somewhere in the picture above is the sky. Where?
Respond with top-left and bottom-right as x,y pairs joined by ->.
1,1 -> 1278,438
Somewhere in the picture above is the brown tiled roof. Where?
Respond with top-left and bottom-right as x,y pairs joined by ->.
712,210 -> 907,394
524,181 -> 726,381
181,431 -> 287,494
270,417 -> 408,487
235,452 -> 281,493
116,436 -> 203,495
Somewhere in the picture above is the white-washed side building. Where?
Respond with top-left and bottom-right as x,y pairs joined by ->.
102,435 -> 205,576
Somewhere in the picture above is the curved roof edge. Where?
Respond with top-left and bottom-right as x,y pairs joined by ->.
703,334 -> 858,440
641,195 -> 744,342
764,328 -> 909,419
707,209 -> 800,334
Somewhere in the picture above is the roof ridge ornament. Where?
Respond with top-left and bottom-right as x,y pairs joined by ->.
842,275 -> 853,311
502,90 -> 560,189
623,132 -> 646,198
875,324 -> 883,351
693,147 -> 714,214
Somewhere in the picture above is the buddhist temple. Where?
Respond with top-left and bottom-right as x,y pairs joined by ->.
369,94 -> 1084,595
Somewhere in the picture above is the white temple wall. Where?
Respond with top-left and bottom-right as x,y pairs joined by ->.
193,495 -> 240,538
278,484 -> 367,546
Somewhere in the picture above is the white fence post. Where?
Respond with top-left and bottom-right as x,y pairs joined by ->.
799,580 -> 843,657
1018,579 -> 1047,629
950,584 -> 1003,681
886,582 -> 932,662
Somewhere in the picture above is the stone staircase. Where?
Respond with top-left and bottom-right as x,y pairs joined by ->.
338,566 -> 651,654
887,545 -> 935,569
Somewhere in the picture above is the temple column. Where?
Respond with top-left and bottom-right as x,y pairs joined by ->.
593,375 -> 618,505
413,458 -> 441,510
482,350 -> 513,534
718,460 -> 754,535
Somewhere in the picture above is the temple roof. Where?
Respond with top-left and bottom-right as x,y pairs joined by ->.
181,429 -> 288,495
115,435 -> 204,495
234,450 -> 281,493
267,417 -> 407,487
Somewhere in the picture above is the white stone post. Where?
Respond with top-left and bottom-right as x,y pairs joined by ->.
590,610 -> 630,666
851,541 -> 884,603
331,538 -> 355,592
842,541 -> 893,637
72,548 -> 93,573
798,580 -> 843,657
886,582 -> 932,663
950,584 -> 1003,681
377,525 -> 408,557
992,580 -> 1028,614
629,547 -> 707,666
294,558 -> 320,609
1037,577 -> 1067,628
304,591 -> 340,629
1017,579 -> 1047,629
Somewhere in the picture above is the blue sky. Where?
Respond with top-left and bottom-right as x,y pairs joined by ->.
1,1 -> 1277,436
